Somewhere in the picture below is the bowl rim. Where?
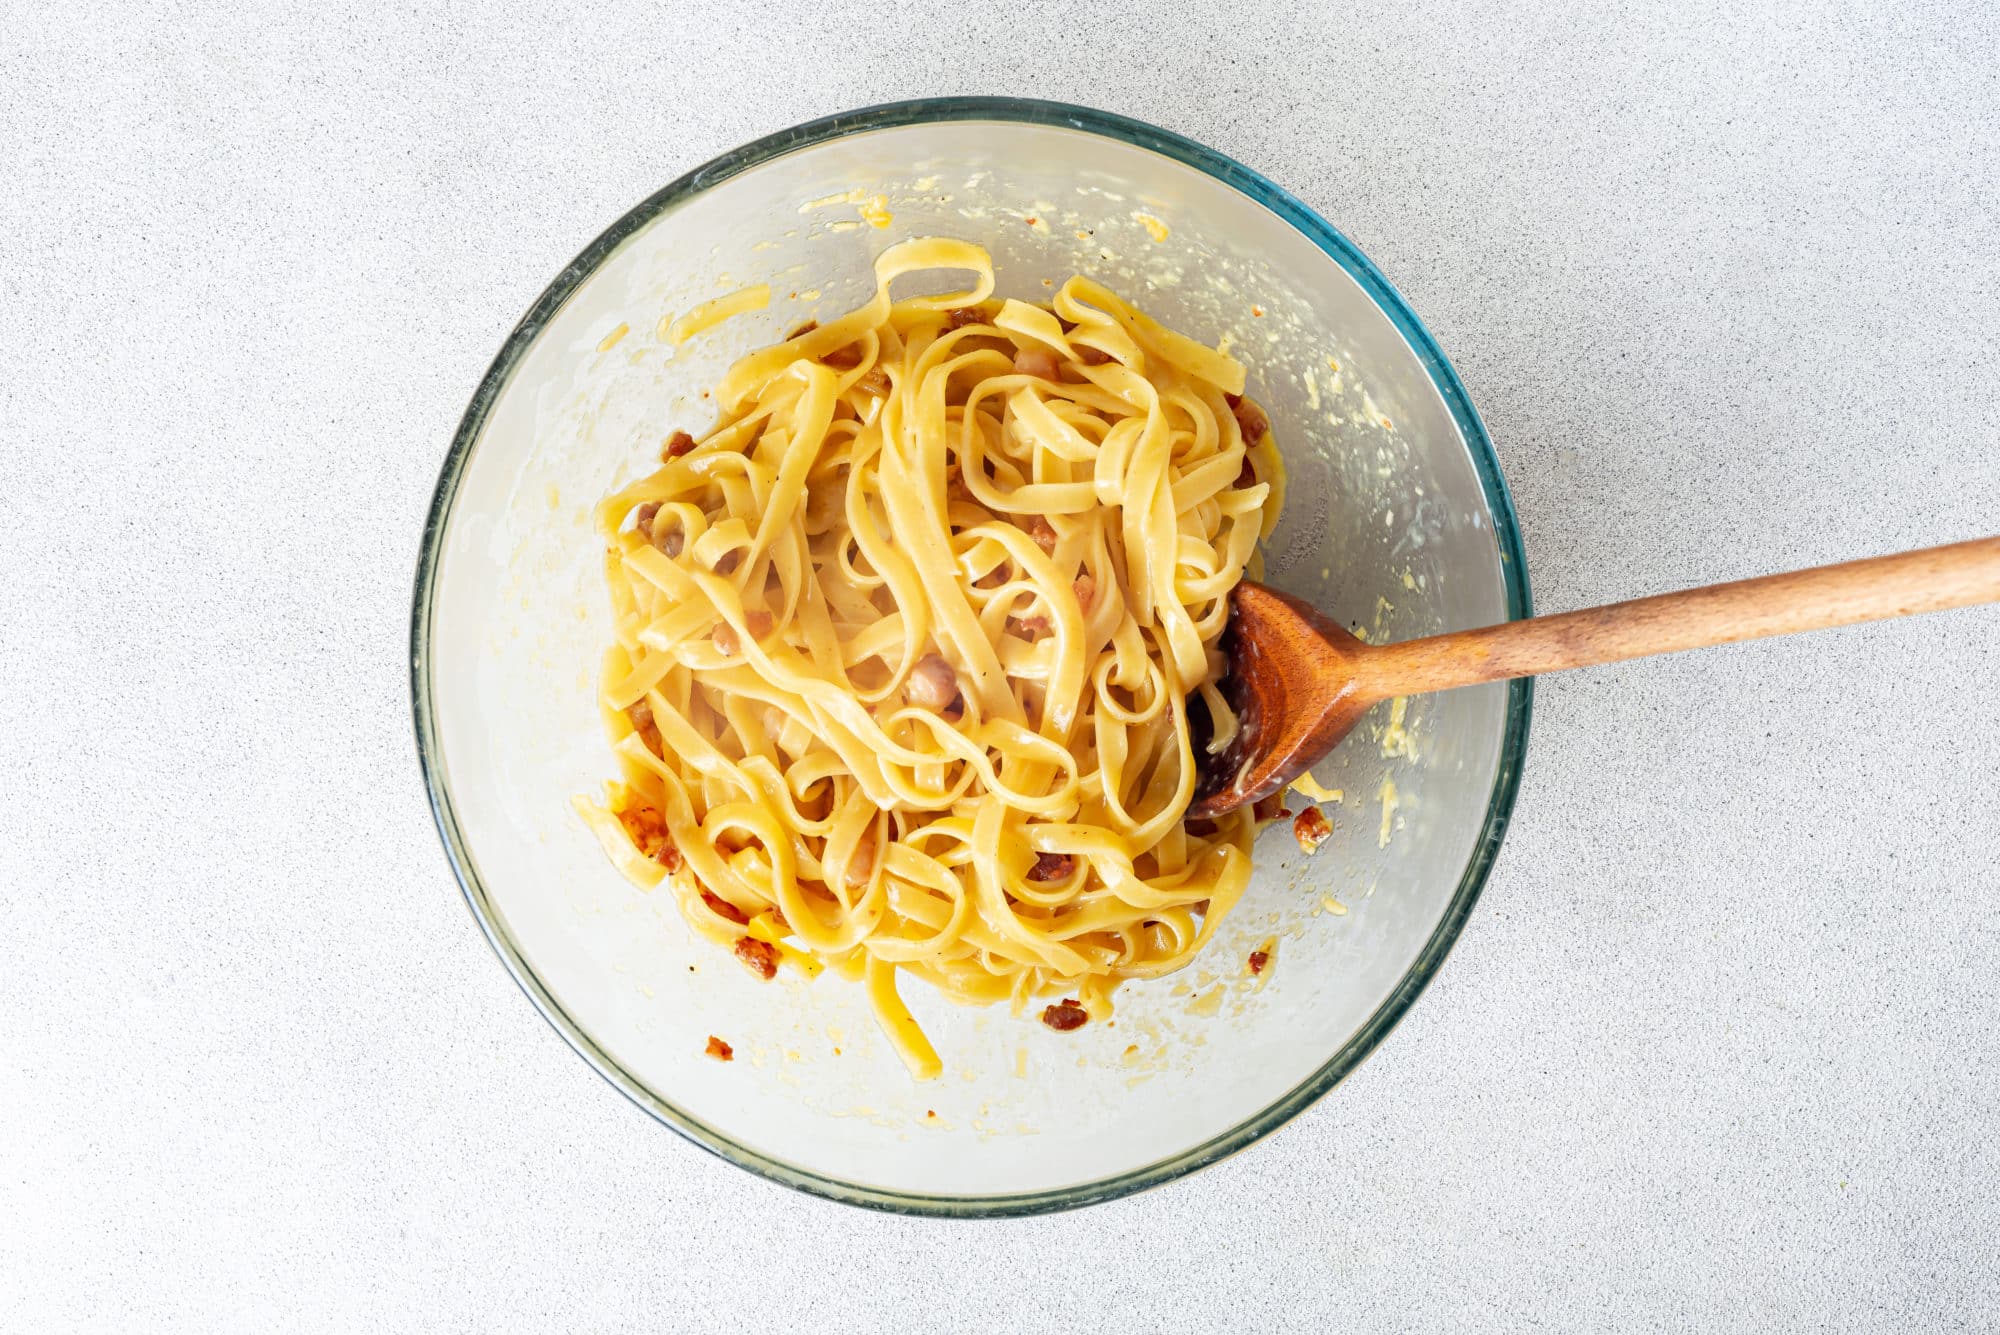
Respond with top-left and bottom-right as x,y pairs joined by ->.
411,96 -> 1533,1218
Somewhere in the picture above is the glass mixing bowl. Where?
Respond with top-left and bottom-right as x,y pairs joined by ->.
412,98 -> 1531,1215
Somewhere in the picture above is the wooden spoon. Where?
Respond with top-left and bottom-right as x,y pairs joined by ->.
1189,535 -> 2000,819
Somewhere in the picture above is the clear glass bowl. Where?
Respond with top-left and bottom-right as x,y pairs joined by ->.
412,98 -> 1531,1215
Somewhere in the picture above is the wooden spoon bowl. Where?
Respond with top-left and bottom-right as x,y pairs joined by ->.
1190,535 -> 2000,820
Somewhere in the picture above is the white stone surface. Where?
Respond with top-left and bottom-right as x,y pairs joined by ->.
5,2 -> 1998,1330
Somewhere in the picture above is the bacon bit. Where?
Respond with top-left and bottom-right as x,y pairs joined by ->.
1013,346 -> 1059,379
1252,792 -> 1292,823
857,367 -> 890,395
1236,452 -> 1258,488
1011,614 -> 1052,640
662,430 -> 697,460
626,698 -> 664,755
823,343 -> 864,370
636,502 -> 681,554
1041,998 -> 1089,1031
947,306 -> 985,330
1225,392 -> 1270,443
1293,806 -> 1334,854
712,623 -> 740,656
1023,216 -> 1038,227
906,654 -> 958,711
1251,305 -> 1265,318
1027,851 -> 1076,883
843,831 -> 877,888
733,936 -> 779,981
1075,344 -> 1111,366
700,889 -> 749,926
1026,515 -> 1058,552
616,803 -> 675,864
786,318 -> 819,339
1073,572 -> 1097,614
1185,817 -> 1218,837
704,1035 -> 734,1061
1248,949 -> 1270,975
744,610 -> 775,640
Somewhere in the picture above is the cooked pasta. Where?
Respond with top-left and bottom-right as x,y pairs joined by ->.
578,238 -> 1282,1079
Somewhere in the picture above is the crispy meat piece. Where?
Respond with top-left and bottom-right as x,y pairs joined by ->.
907,654 -> 958,711
1041,999 -> 1089,1031
616,803 -> 675,865
704,1036 -> 734,1061
733,936 -> 779,981
1248,950 -> 1270,975
1225,392 -> 1270,444
626,697 -> 664,756
662,430 -> 696,461
636,502 -> 683,556
1027,851 -> 1076,883
700,889 -> 749,926
1293,806 -> 1333,854
1026,515 -> 1058,553
1252,792 -> 1292,823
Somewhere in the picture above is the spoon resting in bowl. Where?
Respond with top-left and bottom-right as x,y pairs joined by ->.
1189,534 -> 2000,819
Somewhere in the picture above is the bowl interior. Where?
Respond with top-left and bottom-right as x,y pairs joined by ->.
418,106 -> 1525,1211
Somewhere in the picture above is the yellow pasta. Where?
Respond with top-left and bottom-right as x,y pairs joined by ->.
581,238 -> 1280,1078
667,284 -> 772,344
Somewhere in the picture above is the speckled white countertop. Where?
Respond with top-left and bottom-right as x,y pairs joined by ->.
5,3 -> 1998,1330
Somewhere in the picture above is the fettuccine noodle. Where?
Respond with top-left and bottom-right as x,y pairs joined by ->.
579,238 -> 1282,1079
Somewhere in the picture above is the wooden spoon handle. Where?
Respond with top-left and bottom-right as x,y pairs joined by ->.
1352,535 -> 2000,699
